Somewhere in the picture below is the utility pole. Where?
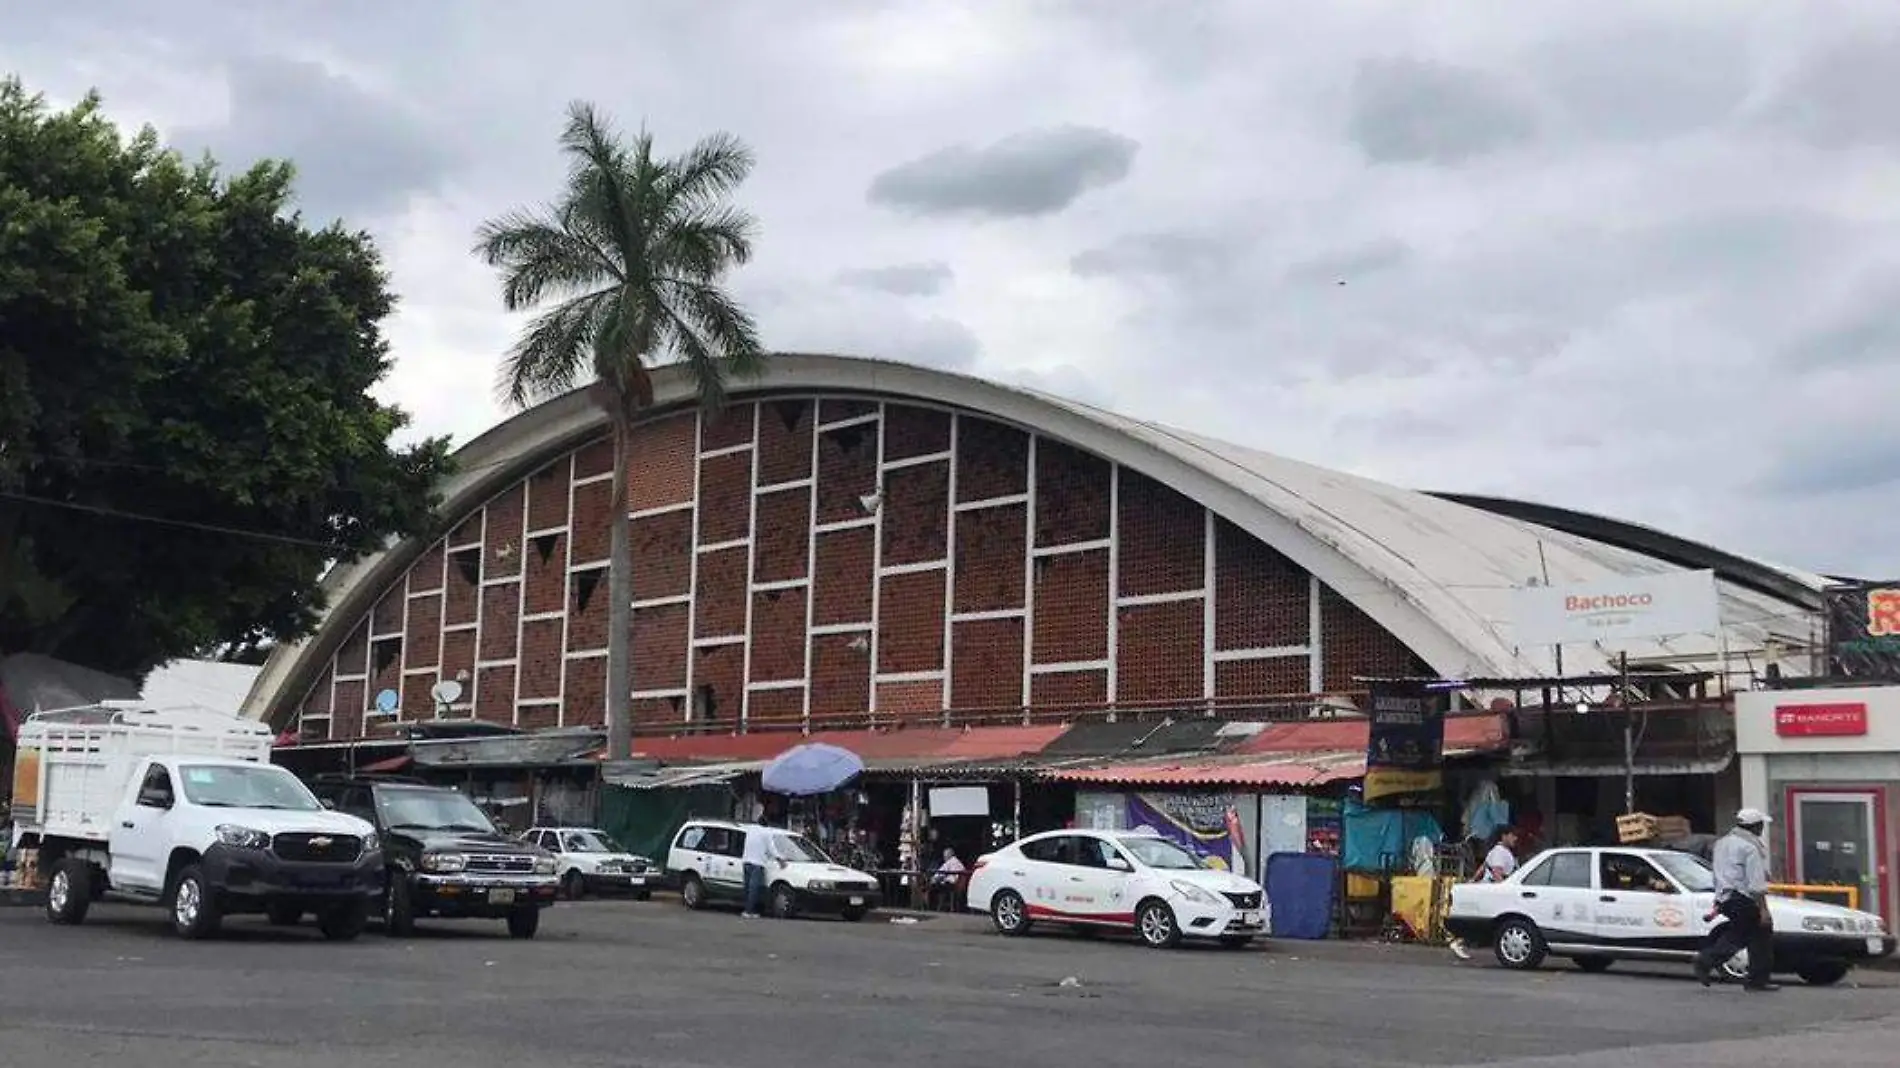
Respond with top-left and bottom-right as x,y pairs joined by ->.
1619,651 -> 1635,813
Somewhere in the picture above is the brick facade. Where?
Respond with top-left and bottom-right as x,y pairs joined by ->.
289,397 -> 1428,740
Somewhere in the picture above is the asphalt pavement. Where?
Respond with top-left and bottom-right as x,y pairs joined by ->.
1,899 -> 1896,1068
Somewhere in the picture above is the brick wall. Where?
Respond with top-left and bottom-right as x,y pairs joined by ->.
288,396 -> 1434,737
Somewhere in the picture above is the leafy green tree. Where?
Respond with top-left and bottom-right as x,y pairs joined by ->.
475,101 -> 764,757
0,78 -> 450,680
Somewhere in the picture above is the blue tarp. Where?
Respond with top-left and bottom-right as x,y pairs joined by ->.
1265,852 -> 1337,940
1341,797 -> 1443,873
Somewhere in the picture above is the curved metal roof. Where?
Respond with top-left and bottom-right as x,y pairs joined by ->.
240,353 -> 1820,724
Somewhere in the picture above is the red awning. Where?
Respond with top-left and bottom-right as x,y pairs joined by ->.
629,724 -> 1070,765
1044,751 -> 1368,788
1236,712 -> 1507,755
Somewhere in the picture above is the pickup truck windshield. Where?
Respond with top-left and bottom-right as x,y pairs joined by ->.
377,789 -> 497,833
178,765 -> 322,811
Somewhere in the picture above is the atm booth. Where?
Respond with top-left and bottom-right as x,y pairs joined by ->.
1736,686 -> 1899,926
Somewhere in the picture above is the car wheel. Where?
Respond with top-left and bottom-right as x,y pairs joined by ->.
1573,955 -> 1614,974
266,902 -> 303,927
45,859 -> 92,926
769,883 -> 798,920
634,890 -> 653,902
680,874 -> 707,911
1491,917 -> 1546,970
991,890 -> 1031,936
506,907 -> 540,939
169,865 -> 223,940
384,879 -> 417,937
562,870 -> 586,900
840,906 -> 868,922
318,901 -> 369,942
1136,899 -> 1182,949
1797,961 -> 1850,986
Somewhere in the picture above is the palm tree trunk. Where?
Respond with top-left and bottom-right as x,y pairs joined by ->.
604,414 -> 634,760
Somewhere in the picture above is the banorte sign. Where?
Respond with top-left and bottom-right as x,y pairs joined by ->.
1511,569 -> 1721,647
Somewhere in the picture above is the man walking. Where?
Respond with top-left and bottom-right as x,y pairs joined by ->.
1449,828 -> 1520,959
1695,808 -> 1778,991
740,827 -> 775,919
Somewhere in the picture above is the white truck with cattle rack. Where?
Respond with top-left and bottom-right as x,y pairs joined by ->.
9,702 -> 385,940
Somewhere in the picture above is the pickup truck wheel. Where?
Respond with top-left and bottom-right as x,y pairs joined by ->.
46,859 -> 92,926
318,901 -> 369,942
1492,918 -> 1546,970
1797,961 -> 1850,986
383,879 -> 417,937
266,903 -> 303,927
680,874 -> 708,910
506,907 -> 540,939
169,866 -> 223,940
839,906 -> 868,922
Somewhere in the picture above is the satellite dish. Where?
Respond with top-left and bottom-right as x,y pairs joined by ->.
374,688 -> 399,713
431,680 -> 464,705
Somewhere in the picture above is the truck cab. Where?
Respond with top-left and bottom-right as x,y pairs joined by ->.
15,704 -> 384,940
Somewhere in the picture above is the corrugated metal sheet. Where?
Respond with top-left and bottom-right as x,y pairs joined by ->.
627,724 -> 1070,765
1045,744 -> 1496,788
1033,402 -> 1821,679
1034,718 -> 1230,757
1236,713 -> 1508,755
605,761 -> 763,790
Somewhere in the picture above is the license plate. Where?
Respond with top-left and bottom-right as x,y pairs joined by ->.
849,896 -> 864,906
489,888 -> 516,905
1870,936 -> 1885,954
1240,910 -> 1262,925
628,875 -> 647,886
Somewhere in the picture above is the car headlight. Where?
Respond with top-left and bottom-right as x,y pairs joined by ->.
1170,880 -> 1221,905
1802,916 -> 1846,933
216,825 -> 271,850
360,832 -> 380,855
534,855 -> 557,875
808,879 -> 836,891
420,851 -> 467,873
1873,917 -> 1889,935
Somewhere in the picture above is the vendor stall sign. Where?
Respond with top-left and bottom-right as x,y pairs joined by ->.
1363,680 -> 1449,805
1824,582 -> 1900,680
1774,702 -> 1869,738
1126,793 -> 1245,874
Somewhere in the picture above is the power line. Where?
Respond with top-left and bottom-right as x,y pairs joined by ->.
0,489 -> 347,551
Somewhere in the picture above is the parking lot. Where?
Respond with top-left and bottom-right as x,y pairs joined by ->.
1,899 -> 1897,1068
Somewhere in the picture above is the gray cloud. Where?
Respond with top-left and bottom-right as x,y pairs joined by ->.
1347,57 -> 1537,165
1283,238 -> 1412,286
1756,427 -> 1900,499
1531,18 -> 1752,142
1071,231 -> 1249,283
867,125 -> 1138,218
173,56 -> 458,224
1783,270 -> 1900,371
1758,33 -> 1900,149
836,261 -> 954,297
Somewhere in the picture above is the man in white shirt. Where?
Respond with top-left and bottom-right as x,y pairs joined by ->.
1694,808 -> 1777,991
1449,828 -> 1520,959
740,827 -> 780,919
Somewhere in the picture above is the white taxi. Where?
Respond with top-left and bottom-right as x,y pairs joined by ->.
966,829 -> 1268,949
522,826 -> 655,900
1446,845 -> 1895,985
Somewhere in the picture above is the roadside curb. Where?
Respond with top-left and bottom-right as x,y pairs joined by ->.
0,888 -> 45,908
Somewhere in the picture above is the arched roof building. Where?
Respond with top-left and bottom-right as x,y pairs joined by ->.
242,354 -> 1820,740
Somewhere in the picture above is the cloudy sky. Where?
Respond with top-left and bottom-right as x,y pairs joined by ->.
6,0 -> 1900,577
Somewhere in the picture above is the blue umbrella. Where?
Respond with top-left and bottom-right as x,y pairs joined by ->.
761,743 -> 865,797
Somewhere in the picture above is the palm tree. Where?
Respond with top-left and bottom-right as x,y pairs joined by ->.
475,101 -> 765,760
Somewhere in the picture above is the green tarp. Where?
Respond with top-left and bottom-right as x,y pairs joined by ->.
597,784 -> 733,860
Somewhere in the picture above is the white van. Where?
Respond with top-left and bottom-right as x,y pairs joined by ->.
665,820 -> 881,921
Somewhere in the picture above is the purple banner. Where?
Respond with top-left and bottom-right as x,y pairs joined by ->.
1125,793 -> 1243,874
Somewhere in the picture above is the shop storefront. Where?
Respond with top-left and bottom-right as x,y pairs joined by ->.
1736,685 -> 1899,924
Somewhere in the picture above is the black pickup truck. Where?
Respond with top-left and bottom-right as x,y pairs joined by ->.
307,775 -> 560,938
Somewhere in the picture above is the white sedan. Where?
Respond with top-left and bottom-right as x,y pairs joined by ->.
966,829 -> 1268,949
1446,845 -> 1894,985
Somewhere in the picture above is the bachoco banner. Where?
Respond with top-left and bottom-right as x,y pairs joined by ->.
1363,679 -> 1449,805
1125,793 -> 1246,875
1824,582 -> 1900,680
